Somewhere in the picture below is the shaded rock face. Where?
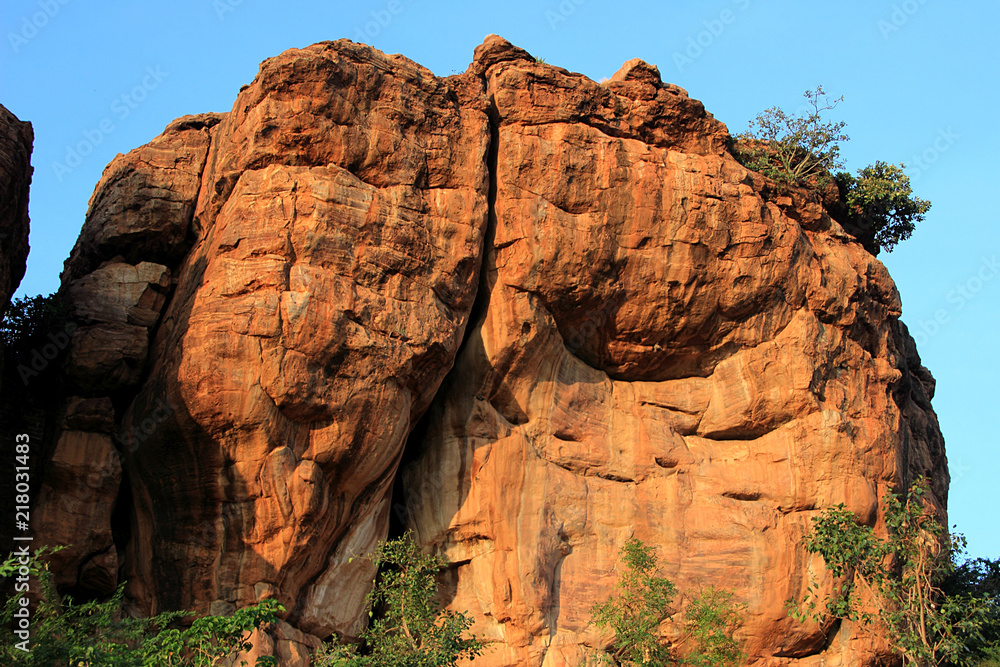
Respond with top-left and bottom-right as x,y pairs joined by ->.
0,104 -> 32,314
46,36 -> 946,666
33,397 -> 122,596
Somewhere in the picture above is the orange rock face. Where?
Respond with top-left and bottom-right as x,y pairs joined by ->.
40,36 -> 946,666
402,39 -> 946,667
54,40 -> 489,651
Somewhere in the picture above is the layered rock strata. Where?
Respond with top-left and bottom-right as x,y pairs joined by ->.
36,36 -> 946,667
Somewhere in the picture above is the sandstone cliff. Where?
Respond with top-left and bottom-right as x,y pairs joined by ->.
25,37 -> 946,666
0,103 -> 32,315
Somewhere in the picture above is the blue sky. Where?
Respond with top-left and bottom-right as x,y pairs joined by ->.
2,0 -> 997,558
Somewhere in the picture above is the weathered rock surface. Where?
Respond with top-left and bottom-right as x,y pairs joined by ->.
54,40 -> 490,646
61,113 -> 223,282
0,103 -> 32,315
40,35 -> 947,667
401,37 -> 946,666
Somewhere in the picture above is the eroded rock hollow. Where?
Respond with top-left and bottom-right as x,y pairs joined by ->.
32,36 -> 946,666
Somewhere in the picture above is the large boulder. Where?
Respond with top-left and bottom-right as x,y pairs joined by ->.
400,37 -> 947,667
99,41 -> 491,641
43,36 -> 947,667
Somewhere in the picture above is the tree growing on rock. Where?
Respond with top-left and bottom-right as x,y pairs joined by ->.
734,86 -> 848,186
836,161 -> 931,252
313,531 -> 484,667
790,477 -> 996,667
734,86 -> 930,253
0,546 -> 282,666
942,556 -> 1000,666
587,538 -> 744,666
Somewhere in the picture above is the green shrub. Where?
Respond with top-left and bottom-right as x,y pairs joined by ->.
790,477 -> 994,667
682,586 -> 744,667
0,546 -> 282,666
314,531 -> 484,666
837,161 -> 931,252
590,538 -> 677,666
1,292 -> 72,393
734,86 -> 848,186
942,556 -> 1000,667
734,87 -> 931,253
0,293 -> 67,356
587,538 -> 744,666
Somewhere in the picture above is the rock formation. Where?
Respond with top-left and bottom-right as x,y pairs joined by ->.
0,104 -> 31,317
28,36 -> 946,666
402,39 -> 946,667
0,102 -> 33,582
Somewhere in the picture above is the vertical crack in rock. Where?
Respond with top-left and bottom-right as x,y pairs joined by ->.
41,39 -> 496,651
388,67 -> 505,615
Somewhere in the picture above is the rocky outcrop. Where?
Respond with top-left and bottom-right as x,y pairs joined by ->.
400,38 -> 946,666
36,36 -> 946,667
48,41 -> 490,650
0,103 -> 32,313
26,116 -> 220,594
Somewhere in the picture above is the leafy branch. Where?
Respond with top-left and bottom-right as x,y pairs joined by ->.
790,477 -> 996,667
587,538 -> 744,667
734,86 -> 848,186
314,531 -> 485,667
0,547 -> 282,666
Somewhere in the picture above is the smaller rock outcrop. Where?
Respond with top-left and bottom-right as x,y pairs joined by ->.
0,103 -> 32,314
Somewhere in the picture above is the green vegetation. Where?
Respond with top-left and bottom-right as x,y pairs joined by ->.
313,531 -> 484,667
589,538 -> 678,666
734,86 -> 848,186
791,477 -> 1000,667
837,161 -> 931,252
0,292 -> 67,355
682,587 -> 744,667
14,519 -> 994,667
1,291 -> 72,393
734,86 -> 931,253
943,557 -> 1000,667
0,547 -> 281,666
587,538 -> 744,667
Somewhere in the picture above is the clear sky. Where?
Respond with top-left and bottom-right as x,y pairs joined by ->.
2,0 -> 997,558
